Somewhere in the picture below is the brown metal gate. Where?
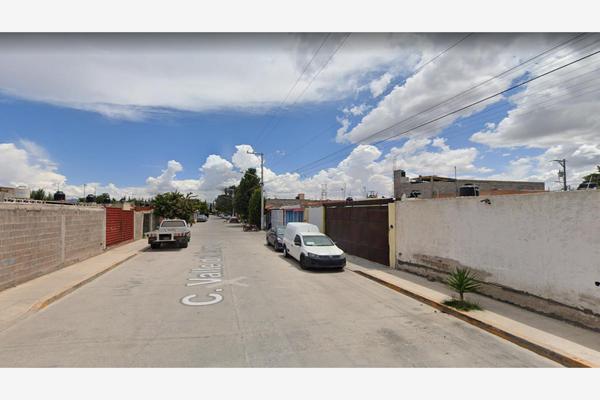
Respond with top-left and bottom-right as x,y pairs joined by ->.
106,207 -> 134,247
325,199 -> 392,266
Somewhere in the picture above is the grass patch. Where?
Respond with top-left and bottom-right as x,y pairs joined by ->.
443,299 -> 482,311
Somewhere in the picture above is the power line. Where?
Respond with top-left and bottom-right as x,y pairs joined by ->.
264,45 -> 600,185
254,33 -> 332,145
270,35 -> 597,179
266,33 -> 473,171
255,33 -> 352,147
267,33 -> 588,180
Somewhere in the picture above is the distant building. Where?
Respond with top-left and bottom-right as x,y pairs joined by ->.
0,186 -> 17,201
393,169 -> 545,199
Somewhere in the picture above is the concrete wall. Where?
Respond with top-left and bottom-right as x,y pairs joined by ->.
305,206 -> 324,232
134,211 -> 144,241
395,191 -> 600,327
0,203 -> 106,291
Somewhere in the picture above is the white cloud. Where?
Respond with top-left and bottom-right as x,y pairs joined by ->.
2,137 -> 492,202
338,34 -> 559,144
0,33 -> 423,119
369,72 -> 393,97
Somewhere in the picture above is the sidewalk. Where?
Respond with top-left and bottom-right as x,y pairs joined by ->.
0,239 -> 148,333
346,255 -> 600,368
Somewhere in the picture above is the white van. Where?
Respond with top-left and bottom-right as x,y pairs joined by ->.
282,223 -> 346,269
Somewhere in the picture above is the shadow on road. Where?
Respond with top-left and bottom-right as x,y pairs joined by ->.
277,253 -> 345,274
141,246 -> 184,252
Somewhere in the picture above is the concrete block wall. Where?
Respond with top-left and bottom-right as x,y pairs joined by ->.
134,211 -> 144,241
0,203 -> 105,291
394,190 -> 600,329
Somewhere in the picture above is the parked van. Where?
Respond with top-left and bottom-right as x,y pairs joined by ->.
282,223 -> 346,269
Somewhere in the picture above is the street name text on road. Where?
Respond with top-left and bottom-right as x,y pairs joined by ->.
181,245 -> 224,306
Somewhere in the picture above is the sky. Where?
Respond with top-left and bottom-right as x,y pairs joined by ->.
1,32 -> 599,201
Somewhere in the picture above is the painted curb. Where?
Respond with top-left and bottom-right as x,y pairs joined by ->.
30,253 -> 140,311
353,269 -> 596,368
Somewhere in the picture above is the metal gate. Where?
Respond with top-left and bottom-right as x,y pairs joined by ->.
325,199 -> 392,266
106,207 -> 134,247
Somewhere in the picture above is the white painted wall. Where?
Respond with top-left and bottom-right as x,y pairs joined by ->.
306,206 -> 324,232
395,190 -> 600,315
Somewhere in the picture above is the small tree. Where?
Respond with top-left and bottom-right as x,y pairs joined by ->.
248,188 -> 261,227
30,188 -> 46,200
152,191 -> 204,224
234,168 -> 260,221
447,267 -> 480,302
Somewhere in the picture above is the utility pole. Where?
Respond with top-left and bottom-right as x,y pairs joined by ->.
247,150 -> 265,230
553,159 -> 567,191
83,183 -> 86,198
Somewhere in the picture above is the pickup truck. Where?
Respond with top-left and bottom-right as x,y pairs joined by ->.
147,219 -> 191,249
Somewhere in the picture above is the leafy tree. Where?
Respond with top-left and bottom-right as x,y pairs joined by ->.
152,191 -> 204,224
215,186 -> 235,214
248,188 -> 262,227
30,188 -> 48,200
234,168 -> 260,221
95,193 -> 112,204
579,165 -> 600,188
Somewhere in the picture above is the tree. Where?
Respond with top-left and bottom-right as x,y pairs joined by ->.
29,189 -> 52,200
234,168 -> 260,221
248,188 -> 261,226
152,191 -> 204,224
579,165 -> 600,188
215,186 -> 234,214
95,193 -> 112,204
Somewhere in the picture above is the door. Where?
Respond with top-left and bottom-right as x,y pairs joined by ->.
325,199 -> 392,265
291,234 -> 302,260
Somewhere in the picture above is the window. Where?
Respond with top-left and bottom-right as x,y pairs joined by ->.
302,235 -> 334,246
161,220 -> 186,227
294,235 -> 301,245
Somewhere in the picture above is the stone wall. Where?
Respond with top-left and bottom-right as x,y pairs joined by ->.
0,203 -> 105,291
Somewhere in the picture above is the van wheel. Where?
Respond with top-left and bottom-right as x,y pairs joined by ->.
283,246 -> 289,258
299,255 -> 307,270
150,243 -> 159,249
180,242 -> 188,248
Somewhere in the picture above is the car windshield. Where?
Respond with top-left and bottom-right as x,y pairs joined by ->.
162,221 -> 186,227
302,235 -> 334,246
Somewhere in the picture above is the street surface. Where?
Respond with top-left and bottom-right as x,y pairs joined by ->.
0,218 -> 558,367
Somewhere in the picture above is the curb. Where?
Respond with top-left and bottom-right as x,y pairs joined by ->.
30,253 -> 140,311
353,269 -> 595,368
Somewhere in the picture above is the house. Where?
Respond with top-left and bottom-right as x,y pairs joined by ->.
393,169 -> 545,199
264,193 -> 336,229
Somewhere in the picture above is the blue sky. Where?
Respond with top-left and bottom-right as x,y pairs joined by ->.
1,33 -> 599,199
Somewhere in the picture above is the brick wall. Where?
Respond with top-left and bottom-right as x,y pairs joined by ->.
0,203 -> 106,291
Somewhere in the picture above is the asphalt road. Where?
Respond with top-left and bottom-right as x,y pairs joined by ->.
0,218 -> 558,367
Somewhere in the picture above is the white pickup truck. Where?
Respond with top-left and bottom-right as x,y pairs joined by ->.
147,219 -> 191,249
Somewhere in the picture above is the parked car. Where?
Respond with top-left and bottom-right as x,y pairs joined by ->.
147,219 -> 191,249
577,181 -> 598,190
266,226 -> 286,251
197,214 -> 208,222
228,216 -> 240,223
282,223 -> 345,269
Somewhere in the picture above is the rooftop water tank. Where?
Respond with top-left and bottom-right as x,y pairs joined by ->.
53,191 -> 66,201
